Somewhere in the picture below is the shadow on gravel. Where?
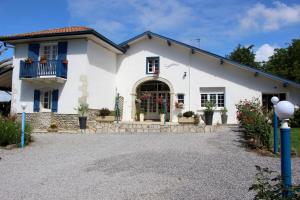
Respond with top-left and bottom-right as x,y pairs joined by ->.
85,150 -> 248,199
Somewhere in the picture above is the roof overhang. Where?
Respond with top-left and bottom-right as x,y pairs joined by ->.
120,31 -> 300,89
0,30 -> 125,54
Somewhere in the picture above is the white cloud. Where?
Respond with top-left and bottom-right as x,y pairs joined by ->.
67,0 -> 194,41
240,1 -> 300,31
255,44 -> 277,62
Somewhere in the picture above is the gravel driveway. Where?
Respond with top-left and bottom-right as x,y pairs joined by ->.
0,128 -> 299,200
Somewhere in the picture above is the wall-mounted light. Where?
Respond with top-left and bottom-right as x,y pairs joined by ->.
183,72 -> 187,79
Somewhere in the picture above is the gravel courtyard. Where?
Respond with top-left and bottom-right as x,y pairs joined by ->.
0,128 -> 299,200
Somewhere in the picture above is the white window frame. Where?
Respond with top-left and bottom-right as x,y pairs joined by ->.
146,57 -> 159,74
39,43 -> 58,61
200,92 -> 225,108
177,93 -> 185,104
40,90 -> 52,112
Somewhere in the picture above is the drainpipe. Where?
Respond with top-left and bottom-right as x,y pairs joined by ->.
188,51 -> 191,111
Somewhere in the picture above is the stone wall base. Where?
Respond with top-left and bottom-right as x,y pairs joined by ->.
18,112 -> 220,133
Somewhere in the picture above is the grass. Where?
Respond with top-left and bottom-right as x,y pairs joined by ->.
270,127 -> 300,156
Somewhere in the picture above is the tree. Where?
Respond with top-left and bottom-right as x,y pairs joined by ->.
227,44 -> 260,69
264,39 -> 300,83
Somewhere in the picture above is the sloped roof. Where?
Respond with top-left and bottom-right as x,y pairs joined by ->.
0,26 -> 124,53
120,31 -> 300,89
0,26 -> 92,39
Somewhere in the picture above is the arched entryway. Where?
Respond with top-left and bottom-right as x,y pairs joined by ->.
131,77 -> 174,122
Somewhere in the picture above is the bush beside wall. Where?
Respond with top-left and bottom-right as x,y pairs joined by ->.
0,115 -> 32,146
236,98 -> 271,149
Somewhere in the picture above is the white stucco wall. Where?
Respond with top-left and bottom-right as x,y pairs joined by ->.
12,38 -> 118,114
116,37 -> 300,124
11,35 -> 300,125
86,40 -> 117,110
12,39 -> 89,114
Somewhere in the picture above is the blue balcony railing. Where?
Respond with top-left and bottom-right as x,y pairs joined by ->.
20,60 -> 68,79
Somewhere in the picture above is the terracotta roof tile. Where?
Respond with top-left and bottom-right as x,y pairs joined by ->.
0,26 -> 92,39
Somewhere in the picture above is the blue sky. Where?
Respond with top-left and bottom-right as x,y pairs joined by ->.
0,0 -> 300,61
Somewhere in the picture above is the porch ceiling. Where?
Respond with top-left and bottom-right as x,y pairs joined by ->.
0,69 -> 12,91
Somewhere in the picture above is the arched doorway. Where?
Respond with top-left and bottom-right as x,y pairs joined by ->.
136,80 -> 170,121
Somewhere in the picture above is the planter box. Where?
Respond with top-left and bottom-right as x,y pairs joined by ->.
96,116 -> 115,122
178,117 -> 195,124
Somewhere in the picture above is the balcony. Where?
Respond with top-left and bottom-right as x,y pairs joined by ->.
20,60 -> 67,81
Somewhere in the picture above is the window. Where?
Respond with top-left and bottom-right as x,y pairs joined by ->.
262,93 -> 286,111
41,90 -> 52,110
200,87 -> 225,107
177,94 -> 185,104
146,57 -> 159,74
40,44 -> 58,60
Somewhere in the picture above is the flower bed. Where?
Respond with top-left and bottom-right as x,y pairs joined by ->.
236,98 -> 271,149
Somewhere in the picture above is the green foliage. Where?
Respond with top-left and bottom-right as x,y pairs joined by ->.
99,108 -> 111,117
290,109 -> 300,128
75,103 -> 89,117
204,101 -> 216,113
221,107 -> 228,115
236,98 -> 271,149
183,111 -> 194,118
227,44 -> 260,69
0,115 -> 32,146
249,165 -> 300,200
264,39 -> 300,83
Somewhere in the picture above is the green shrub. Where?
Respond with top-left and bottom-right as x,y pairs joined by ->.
183,111 -> 194,118
249,165 -> 300,199
236,98 -> 271,149
0,115 -> 32,146
99,108 -> 111,117
290,109 -> 300,128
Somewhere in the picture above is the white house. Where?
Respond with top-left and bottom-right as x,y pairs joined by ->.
0,26 -> 299,126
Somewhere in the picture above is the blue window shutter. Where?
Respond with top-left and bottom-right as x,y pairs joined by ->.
51,89 -> 59,112
28,43 -> 40,61
58,42 -> 68,60
33,90 -> 40,112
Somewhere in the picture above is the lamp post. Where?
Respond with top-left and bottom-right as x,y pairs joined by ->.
271,96 -> 279,154
275,100 -> 295,197
20,103 -> 27,148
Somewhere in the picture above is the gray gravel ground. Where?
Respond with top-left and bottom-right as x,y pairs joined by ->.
0,128 -> 299,200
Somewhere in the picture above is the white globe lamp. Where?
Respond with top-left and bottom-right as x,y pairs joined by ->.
271,96 -> 279,105
275,101 -> 294,120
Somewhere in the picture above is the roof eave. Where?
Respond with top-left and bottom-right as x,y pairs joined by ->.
120,31 -> 300,89
0,30 -> 125,53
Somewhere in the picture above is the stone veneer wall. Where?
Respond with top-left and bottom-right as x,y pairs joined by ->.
17,109 -> 100,131
17,109 -> 219,133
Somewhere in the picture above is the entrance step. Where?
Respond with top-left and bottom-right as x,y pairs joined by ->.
94,122 -> 223,134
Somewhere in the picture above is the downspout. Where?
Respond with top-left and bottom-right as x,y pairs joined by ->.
188,51 -> 191,111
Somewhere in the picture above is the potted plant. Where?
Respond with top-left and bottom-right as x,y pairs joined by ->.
178,111 -> 195,124
220,107 -> 228,124
40,55 -> 47,64
47,123 -> 58,132
139,108 -> 145,122
25,57 -> 33,64
204,101 -> 215,125
75,103 -> 89,129
96,108 -> 115,122
160,108 -> 165,122
62,59 -> 68,64
175,101 -> 184,109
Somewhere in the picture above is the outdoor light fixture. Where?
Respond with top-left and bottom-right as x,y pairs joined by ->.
271,96 -> 279,154
274,100 -> 295,197
20,103 -> 27,148
271,96 -> 279,105
275,101 -> 294,120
